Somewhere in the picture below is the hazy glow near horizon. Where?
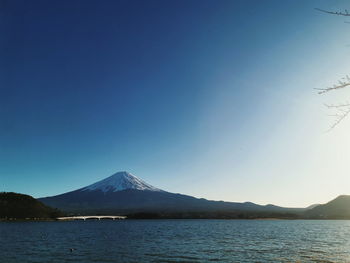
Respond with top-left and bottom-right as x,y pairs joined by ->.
1,0 -> 350,207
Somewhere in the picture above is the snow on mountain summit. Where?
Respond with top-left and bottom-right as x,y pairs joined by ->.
81,171 -> 161,193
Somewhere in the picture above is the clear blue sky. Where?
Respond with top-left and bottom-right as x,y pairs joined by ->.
1,0 -> 350,207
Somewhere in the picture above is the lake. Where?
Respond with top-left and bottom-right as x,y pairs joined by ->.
1,219 -> 350,262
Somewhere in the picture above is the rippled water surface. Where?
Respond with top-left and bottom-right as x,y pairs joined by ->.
1,219 -> 350,262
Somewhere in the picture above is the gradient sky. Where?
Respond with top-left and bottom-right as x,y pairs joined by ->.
1,0 -> 350,207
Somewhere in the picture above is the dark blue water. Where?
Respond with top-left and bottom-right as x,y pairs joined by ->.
1,219 -> 350,262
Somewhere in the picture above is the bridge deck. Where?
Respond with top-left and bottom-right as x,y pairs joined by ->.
57,215 -> 127,221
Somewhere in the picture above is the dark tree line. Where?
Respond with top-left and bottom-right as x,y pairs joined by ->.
0,192 -> 63,219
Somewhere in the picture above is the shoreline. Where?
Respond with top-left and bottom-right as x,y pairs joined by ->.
1,217 -> 350,222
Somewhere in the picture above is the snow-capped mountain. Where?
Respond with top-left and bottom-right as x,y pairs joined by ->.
38,171 -> 306,215
81,171 -> 161,193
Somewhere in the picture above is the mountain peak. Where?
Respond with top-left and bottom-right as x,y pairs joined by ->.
81,171 -> 161,193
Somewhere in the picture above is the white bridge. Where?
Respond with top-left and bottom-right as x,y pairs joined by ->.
57,215 -> 127,221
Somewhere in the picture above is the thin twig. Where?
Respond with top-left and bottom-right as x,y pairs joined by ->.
315,75 -> 350,94
315,8 -> 350,16
324,103 -> 350,108
328,107 -> 350,130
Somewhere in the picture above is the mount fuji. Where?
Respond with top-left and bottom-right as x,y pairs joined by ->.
39,171 -> 304,216
81,171 -> 161,193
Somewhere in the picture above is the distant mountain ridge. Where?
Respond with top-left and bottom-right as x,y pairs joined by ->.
305,195 -> 350,219
39,171 -> 306,216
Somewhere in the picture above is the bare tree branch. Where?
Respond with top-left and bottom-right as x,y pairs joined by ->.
318,78 -> 350,129
315,8 -> 350,16
328,107 -> 350,131
324,103 -> 350,108
315,75 -> 350,94
315,8 -> 350,130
